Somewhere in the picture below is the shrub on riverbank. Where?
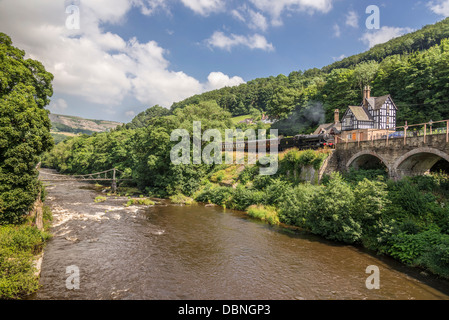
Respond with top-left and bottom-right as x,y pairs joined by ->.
125,198 -> 156,207
169,193 -> 196,205
0,223 -> 51,299
247,205 -> 280,226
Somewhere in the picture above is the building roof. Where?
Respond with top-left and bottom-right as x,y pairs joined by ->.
348,106 -> 373,121
365,95 -> 397,110
313,122 -> 342,135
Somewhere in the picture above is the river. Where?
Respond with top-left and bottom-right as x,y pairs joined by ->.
31,169 -> 449,300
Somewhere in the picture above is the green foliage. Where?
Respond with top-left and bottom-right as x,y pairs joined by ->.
169,194 -> 195,205
123,105 -> 171,130
417,236 -> 449,278
0,33 -> 54,224
231,185 -> 266,211
43,101 -> 234,198
125,198 -> 155,207
94,196 -> 107,203
278,149 -> 329,179
353,61 -> 380,92
166,18 -> 449,132
385,179 -> 437,222
238,165 -> 260,185
322,17 -> 449,73
50,133 -> 71,145
306,173 -> 362,244
277,183 -> 319,227
247,205 -> 280,226
343,168 -> 388,184
387,227 -> 448,265
0,224 -> 50,299
51,122 -> 93,135
195,184 -> 235,208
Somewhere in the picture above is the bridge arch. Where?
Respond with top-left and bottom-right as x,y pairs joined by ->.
346,151 -> 389,171
393,147 -> 449,178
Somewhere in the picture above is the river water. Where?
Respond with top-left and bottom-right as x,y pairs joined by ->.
31,169 -> 449,300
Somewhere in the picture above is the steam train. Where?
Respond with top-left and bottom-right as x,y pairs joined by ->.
222,133 -> 335,153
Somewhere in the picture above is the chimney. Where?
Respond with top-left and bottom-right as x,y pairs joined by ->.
366,85 -> 371,99
363,85 -> 371,108
334,109 -> 340,124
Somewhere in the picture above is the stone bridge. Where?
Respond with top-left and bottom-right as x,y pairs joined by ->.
325,133 -> 449,180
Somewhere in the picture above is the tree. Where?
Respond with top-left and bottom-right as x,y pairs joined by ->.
267,87 -> 301,120
320,68 -> 359,122
353,61 -> 380,96
124,105 -> 171,129
0,33 -> 54,224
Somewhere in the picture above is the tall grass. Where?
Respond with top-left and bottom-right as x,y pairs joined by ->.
0,222 -> 51,299
247,205 -> 280,226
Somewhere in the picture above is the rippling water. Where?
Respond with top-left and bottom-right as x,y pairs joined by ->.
31,169 -> 449,300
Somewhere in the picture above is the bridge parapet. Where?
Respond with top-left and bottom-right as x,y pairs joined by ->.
331,133 -> 449,180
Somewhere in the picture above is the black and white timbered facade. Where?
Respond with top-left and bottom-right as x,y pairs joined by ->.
341,87 -> 397,132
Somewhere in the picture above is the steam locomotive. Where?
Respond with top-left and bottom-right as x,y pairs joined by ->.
222,133 -> 335,153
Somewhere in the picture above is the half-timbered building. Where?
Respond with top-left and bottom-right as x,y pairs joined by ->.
340,86 -> 397,141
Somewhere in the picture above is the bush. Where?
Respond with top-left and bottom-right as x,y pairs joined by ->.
417,236 -> 449,279
386,179 -> 436,221
125,198 -> 155,207
195,185 -> 234,208
353,179 -> 389,236
247,205 -> 280,226
343,168 -> 388,184
252,175 -> 274,190
278,184 -> 319,227
0,225 -> 50,299
387,227 -> 447,266
306,173 -> 362,244
0,249 -> 40,299
264,179 -> 293,206
231,186 -> 265,211
0,225 -> 49,254
238,165 -> 259,185
169,193 -> 195,205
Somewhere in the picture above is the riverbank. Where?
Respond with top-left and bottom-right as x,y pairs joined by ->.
0,206 -> 52,299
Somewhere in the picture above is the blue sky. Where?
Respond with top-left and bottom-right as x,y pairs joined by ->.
0,0 -> 448,122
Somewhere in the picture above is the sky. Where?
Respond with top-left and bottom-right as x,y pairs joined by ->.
1,0 -> 449,122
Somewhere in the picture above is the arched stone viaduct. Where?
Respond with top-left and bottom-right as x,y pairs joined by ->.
325,134 -> 449,179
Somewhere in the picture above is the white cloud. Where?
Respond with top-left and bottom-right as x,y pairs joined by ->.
205,72 -> 245,91
345,11 -> 359,28
428,0 -> 449,16
360,26 -> 414,48
179,0 -> 224,16
332,54 -> 346,61
0,0 -> 244,112
231,6 -> 269,32
333,24 -> 341,37
249,0 -> 334,26
231,9 -> 246,22
248,9 -> 269,31
125,110 -> 136,117
206,31 -> 274,51
49,98 -> 68,113
134,0 -> 170,15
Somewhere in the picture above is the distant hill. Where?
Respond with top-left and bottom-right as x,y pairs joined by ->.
168,17 -> 449,123
50,113 -> 122,144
